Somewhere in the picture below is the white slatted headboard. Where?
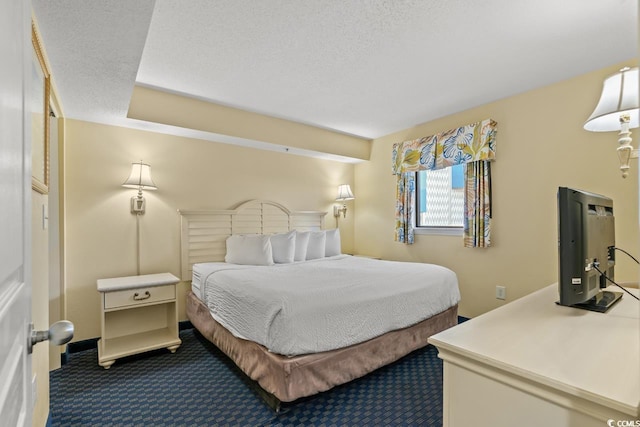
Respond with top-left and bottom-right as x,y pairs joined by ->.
178,199 -> 327,280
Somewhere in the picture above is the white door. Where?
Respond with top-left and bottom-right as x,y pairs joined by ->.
0,0 -> 33,426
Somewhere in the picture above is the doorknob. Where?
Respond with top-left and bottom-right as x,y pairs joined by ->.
28,320 -> 74,354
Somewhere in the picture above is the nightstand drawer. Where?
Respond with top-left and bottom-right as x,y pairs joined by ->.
104,284 -> 175,309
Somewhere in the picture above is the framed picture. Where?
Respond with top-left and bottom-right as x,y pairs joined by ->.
31,23 -> 50,194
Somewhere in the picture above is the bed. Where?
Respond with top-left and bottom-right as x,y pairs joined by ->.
179,200 -> 460,410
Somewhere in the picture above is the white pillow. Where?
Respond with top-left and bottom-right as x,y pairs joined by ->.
224,234 -> 274,266
306,231 -> 327,260
294,231 -> 310,261
270,230 -> 296,264
325,229 -> 341,257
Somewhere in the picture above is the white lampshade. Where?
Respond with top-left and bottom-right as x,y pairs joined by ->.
122,161 -> 157,190
336,184 -> 355,201
584,67 -> 639,132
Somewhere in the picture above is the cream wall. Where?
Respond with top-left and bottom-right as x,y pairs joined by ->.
64,119 -> 355,341
128,86 -> 372,161
354,61 -> 639,318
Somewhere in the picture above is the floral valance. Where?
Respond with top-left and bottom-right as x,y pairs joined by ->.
392,119 -> 497,174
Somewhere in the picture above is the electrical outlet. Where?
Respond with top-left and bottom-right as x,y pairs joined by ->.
496,286 -> 506,300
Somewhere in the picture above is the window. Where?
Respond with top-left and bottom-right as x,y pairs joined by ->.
416,164 -> 464,228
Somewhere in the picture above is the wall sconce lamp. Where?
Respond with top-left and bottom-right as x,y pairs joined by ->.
584,66 -> 639,178
122,161 -> 157,214
334,184 -> 355,218
122,160 -> 157,275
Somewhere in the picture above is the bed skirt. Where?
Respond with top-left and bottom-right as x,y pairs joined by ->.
186,290 -> 458,403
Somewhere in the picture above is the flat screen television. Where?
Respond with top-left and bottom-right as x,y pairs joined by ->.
557,187 -> 622,312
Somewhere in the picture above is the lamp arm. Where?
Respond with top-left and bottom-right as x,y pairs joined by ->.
130,186 -> 147,214
333,203 -> 348,218
617,114 -> 635,179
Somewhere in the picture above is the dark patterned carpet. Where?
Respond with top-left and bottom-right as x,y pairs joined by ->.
50,327 -> 449,426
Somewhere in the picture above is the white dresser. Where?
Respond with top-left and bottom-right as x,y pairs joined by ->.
97,273 -> 182,369
428,284 -> 639,427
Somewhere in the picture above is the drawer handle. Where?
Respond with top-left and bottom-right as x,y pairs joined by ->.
133,291 -> 151,301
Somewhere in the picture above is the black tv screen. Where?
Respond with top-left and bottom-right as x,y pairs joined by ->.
557,187 -> 621,312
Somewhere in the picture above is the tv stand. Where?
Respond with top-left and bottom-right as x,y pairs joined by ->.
570,289 -> 623,313
428,284 -> 639,426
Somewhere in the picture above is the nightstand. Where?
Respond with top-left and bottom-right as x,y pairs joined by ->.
97,272 -> 182,369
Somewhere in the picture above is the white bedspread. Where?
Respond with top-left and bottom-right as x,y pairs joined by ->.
193,255 -> 460,356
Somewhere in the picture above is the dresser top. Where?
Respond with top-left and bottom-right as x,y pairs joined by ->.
97,273 -> 179,292
429,284 -> 640,417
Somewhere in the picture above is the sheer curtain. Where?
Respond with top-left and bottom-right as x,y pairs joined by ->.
392,119 -> 497,247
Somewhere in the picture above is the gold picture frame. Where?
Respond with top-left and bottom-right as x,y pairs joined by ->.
31,22 -> 50,194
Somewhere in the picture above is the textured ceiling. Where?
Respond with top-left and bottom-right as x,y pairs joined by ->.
33,0 -> 638,150
32,0 -> 156,125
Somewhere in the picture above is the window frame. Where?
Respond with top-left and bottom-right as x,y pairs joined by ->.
413,166 -> 464,236
413,226 -> 463,236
